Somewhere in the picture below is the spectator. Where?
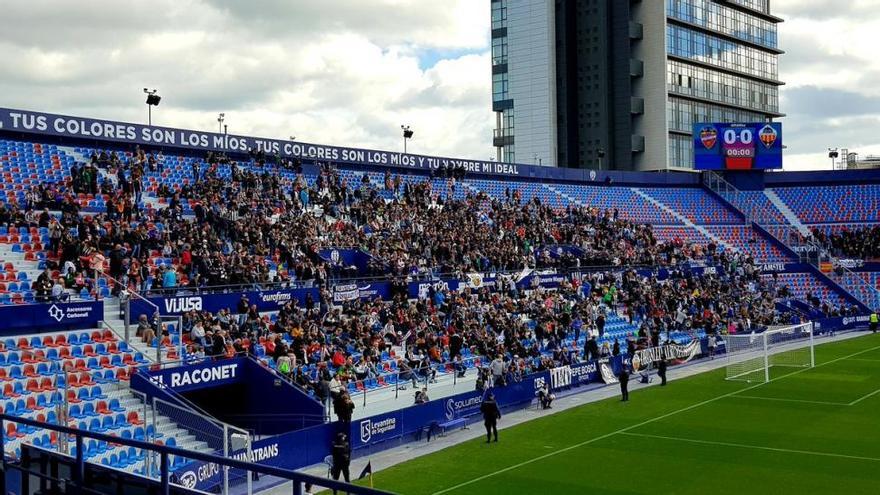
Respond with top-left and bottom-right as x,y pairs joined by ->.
536,383 -> 554,409
191,320 -> 207,348
489,354 -> 505,387
34,268 -> 53,302
237,295 -> 249,326
397,360 -> 417,389
51,278 -> 66,302
161,266 -> 178,292
136,314 -> 156,345
333,392 -> 355,424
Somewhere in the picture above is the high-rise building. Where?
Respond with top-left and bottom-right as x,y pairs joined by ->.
491,0 -> 784,171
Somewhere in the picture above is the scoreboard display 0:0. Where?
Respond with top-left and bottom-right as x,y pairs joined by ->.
693,122 -> 783,170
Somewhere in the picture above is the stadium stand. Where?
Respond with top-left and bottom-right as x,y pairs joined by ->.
0,124 -> 877,491
637,187 -> 742,225
703,225 -> 792,263
0,327 -> 206,475
839,272 -> 880,312
771,184 -> 880,224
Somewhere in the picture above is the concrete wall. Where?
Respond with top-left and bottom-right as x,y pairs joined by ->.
632,0 -> 670,171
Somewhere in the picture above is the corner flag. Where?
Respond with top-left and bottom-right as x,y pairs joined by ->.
358,461 -> 373,487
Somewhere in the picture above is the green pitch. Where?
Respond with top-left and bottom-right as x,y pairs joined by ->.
367,333 -> 880,495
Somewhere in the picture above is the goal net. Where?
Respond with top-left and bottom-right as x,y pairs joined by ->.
724,323 -> 815,383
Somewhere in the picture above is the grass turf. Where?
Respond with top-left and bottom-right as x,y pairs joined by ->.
363,332 -> 880,495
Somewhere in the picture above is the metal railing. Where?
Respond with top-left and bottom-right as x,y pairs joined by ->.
150,396 -> 251,495
702,171 -> 824,261
271,354 -> 486,410
127,256 -> 729,300
0,413 -> 392,495
101,272 -> 160,346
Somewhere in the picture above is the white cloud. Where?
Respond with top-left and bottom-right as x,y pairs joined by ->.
4,1 -> 878,172
776,0 -> 880,170
0,0 -> 493,161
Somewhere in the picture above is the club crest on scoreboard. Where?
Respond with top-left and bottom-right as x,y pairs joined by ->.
699,126 -> 718,150
759,124 -> 778,149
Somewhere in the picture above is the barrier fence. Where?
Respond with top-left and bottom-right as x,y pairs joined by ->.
0,413 -> 392,495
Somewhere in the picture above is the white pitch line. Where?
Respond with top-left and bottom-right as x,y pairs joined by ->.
849,387 -> 880,406
619,431 -> 880,463
732,395 -> 849,406
844,358 -> 880,363
429,342 -> 880,495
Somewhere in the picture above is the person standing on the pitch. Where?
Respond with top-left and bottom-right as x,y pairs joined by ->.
657,358 -> 667,386
481,392 -> 501,443
871,311 -> 878,333
330,432 -> 351,492
618,367 -> 630,402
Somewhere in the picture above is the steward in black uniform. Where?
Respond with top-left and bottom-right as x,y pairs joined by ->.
658,358 -> 668,386
619,368 -> 630,401
480,393 -> 501,442
330,432 -> 351,491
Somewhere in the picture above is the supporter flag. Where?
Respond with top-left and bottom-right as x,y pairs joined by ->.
358,461 -> 373,487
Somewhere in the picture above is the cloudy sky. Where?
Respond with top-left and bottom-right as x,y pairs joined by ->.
0,0 -> 877,170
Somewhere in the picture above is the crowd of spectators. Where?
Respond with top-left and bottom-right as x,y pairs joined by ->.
1,147 -> 862,401
1,145 -> 862,423
811,226 -> 880,260
3,148 -> 734,302
1,147 -> 858,373
130,249 -> 854,412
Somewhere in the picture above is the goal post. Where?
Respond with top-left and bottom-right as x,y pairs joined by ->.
724,322 -> 815,383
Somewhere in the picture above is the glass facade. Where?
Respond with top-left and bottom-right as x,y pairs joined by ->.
727,0 -> 770,14
496,107 -> 515,163
666,0 -> 777,49
666,96 -> 769,168
503,144 -> 515,164
663,0 -> 780,170
492,72 -> 509,103
667,96 -> 768,134
492,36 -> 508,65
667,24 -> 778,81
491,0 -> 513,162
667,60 -> 778,113
500,108 -> 515,137
669,134 -> 693,170
491,0 -> 507,30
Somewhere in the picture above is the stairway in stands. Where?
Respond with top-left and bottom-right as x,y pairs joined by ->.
101,297 -> 178,364
57,145 -> 166,212
1,327 -> 211,475
702,172 -> 872,311
763,189 -> 812,237
629,188 -> 735,253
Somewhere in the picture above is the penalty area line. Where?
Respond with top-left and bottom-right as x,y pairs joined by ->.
849,387 -> 880,406
619,432 -> 880,463
731,395 -> 849,406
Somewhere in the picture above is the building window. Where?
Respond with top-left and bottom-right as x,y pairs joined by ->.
504,145 -> 515,164
666,0 -> 777,49
668,135 -> 694,169
727,0 -> 769,14
667,60 -> 778,112
492,72 -> 509,102
667,96 -> 769,133
492,36 -> 508,65
666,24 -> 778,81
492,0 -> 508,30
502,108 -> 515,136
